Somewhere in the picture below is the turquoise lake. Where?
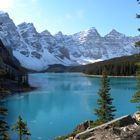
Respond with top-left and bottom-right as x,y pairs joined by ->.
5,73 -> 139,140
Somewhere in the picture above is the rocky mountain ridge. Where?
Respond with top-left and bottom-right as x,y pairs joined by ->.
0,11 -> 140,71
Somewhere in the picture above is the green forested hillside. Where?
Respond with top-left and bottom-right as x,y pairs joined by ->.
82,55 -> 140,76
46,54 -> 140,76
0,40 -> 30,93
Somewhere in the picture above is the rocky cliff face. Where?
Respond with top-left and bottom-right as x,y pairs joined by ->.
0,11 -> 140,71
0,39 -> 22,71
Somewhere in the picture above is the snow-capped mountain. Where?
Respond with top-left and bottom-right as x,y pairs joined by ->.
0,11 -> 139,71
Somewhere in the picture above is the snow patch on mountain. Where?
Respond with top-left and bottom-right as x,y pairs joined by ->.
0,11 -> 140,71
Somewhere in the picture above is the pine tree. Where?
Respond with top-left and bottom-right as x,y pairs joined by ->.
94,70 -> 116,123
131,62 -> 140,109
135,0 -> 140,47
0,69 -> 10,140
12,116 -> 31,140
0,92 -> 10,140
0,106 -> 10,140
131,0 -> 140,108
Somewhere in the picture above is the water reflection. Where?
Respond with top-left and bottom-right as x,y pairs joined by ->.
6,73 -> 138,140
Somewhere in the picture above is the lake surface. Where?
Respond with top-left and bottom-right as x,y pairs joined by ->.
5,73 -> 138,140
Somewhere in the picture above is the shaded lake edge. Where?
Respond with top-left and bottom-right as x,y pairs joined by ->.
81,73 -> 136,78
0,83 -> 38,98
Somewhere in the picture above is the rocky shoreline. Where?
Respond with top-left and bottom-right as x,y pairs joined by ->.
55,112 -> 140,140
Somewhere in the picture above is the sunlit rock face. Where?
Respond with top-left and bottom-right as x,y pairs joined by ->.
0,11 -> 140,71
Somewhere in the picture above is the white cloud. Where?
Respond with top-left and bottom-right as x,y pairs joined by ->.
0,0 -> 16,10
0,0 -> 39,11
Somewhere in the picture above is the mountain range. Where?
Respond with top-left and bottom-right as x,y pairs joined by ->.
0,11 -> 140,71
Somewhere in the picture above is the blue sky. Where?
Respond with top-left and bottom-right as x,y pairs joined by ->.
0,0 -> 139,36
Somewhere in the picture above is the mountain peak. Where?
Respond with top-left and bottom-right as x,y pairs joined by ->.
0,11 -> 11,25
110,29 -> 121,34
85,27 -> 101,37
84,27 -> 98,33
18,22 -> 37,34
89,27 -> 97,30
76,27 -> 101,39
55,31 -> 63,36
41,30 -> 52,36
18,22 -> 35,29
0,11 -> 8,16
105,29 -> 125,38
54,31 -> 64,40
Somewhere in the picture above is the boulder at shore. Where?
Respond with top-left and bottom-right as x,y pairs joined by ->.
55,113 -> 140,140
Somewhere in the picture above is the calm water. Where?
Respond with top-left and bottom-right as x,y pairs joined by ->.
4,73 -> 138,140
